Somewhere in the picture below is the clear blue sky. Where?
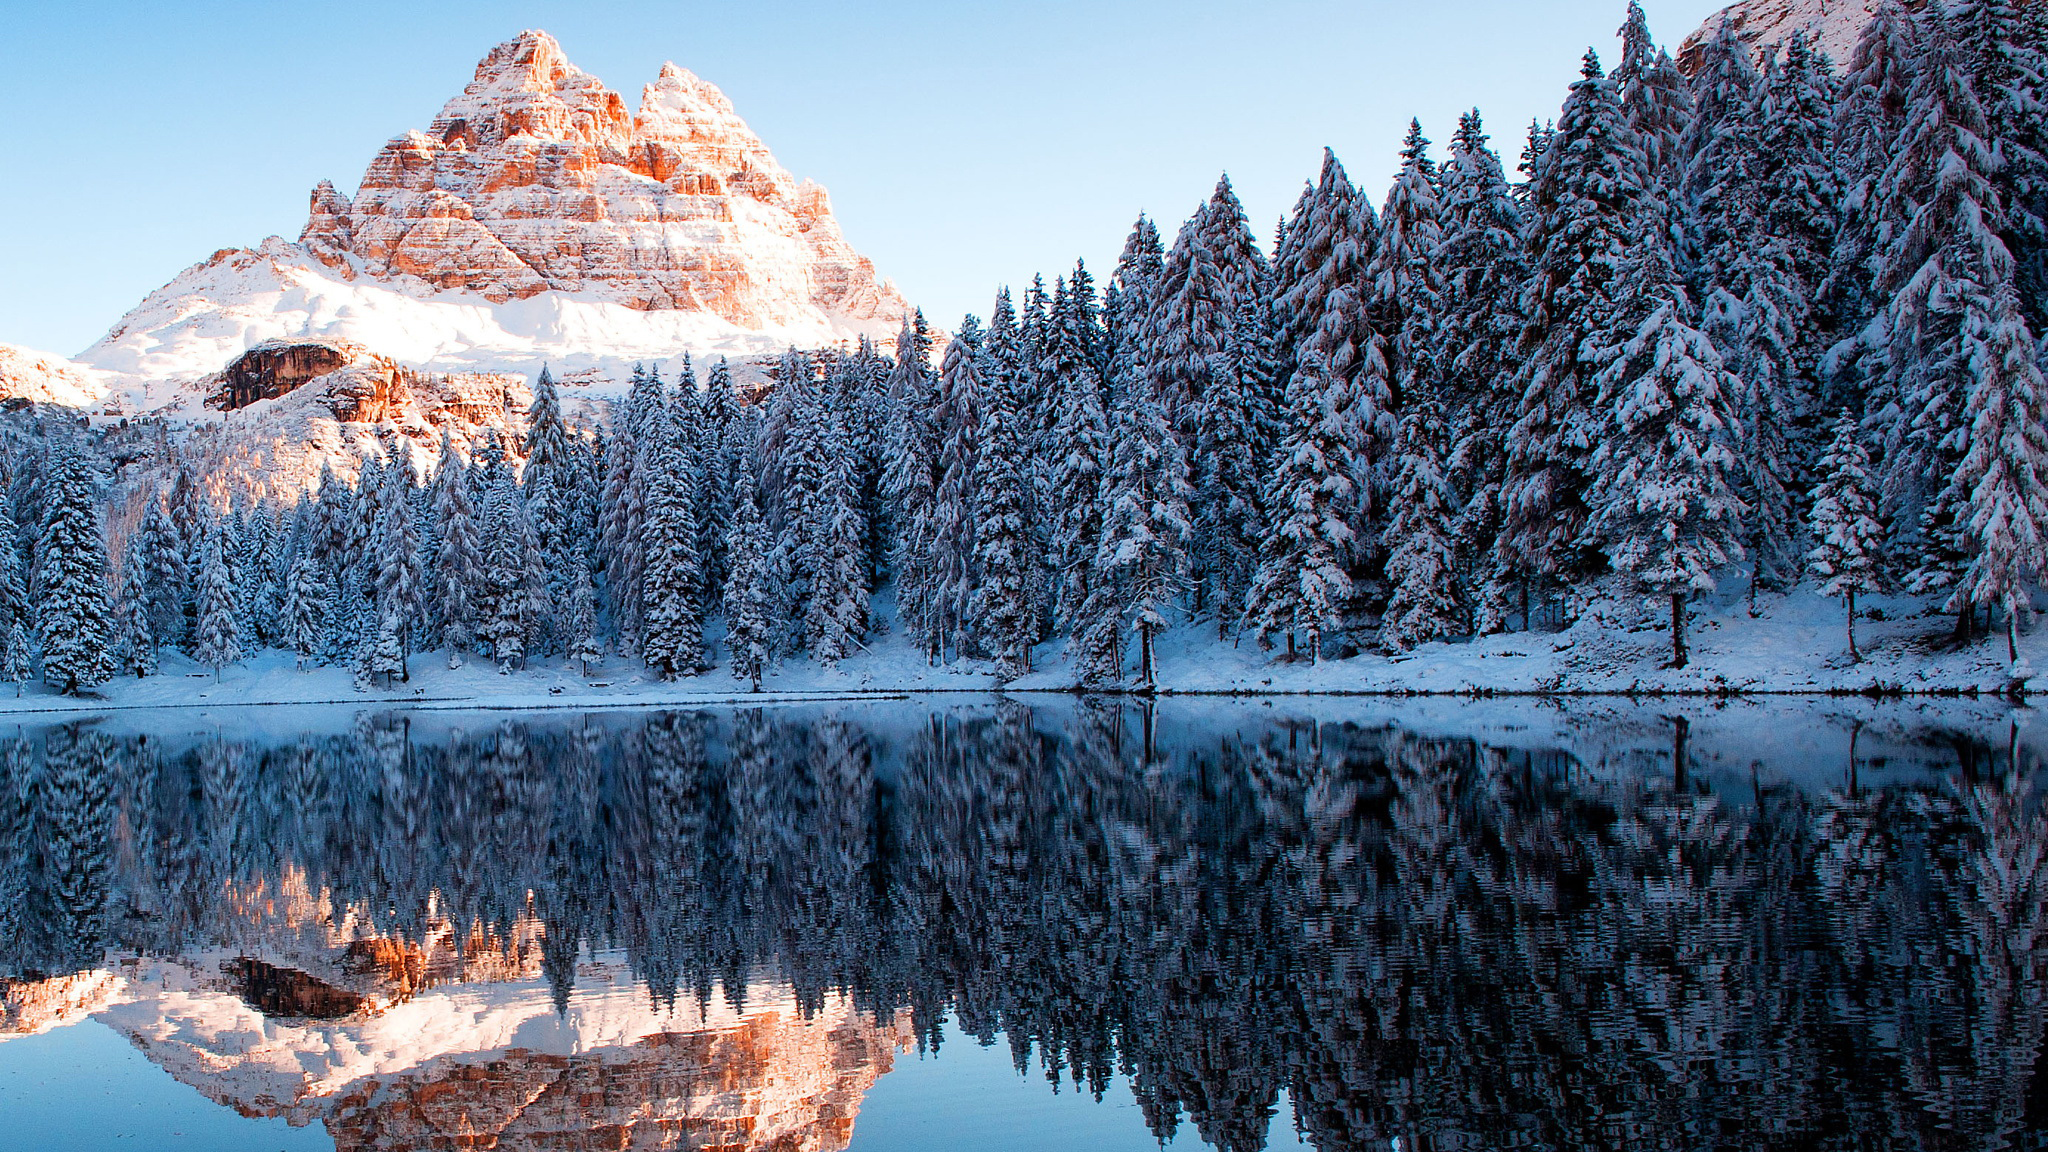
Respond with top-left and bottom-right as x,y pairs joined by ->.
1,0 -> 1732,358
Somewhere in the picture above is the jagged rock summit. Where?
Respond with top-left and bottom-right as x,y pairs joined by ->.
75,30 -> 911,392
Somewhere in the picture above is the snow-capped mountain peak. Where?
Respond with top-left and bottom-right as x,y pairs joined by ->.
72,29 -> 911,393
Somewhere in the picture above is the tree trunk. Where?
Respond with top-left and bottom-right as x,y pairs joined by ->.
1285,632 -> 1297,662
1139,626 -> 1156,689
1846,590 -> 1860,663
1672,714 -> 1690,791
1670,594 -> 1688,669
1956,601 -> 1975,645
2009,607 -> 2021,664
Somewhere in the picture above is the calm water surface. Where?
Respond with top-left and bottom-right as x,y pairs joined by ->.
0,697 -> 2041,1151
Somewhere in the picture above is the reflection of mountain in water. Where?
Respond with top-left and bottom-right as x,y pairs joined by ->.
1,701 -> 2045,1151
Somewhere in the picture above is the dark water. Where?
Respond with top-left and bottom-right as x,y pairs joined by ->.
0,698 -> 2044,1151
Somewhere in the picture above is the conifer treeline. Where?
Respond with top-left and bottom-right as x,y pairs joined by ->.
8,0 -> 2047,692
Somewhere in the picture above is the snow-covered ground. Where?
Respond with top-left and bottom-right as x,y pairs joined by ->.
0,583 -> 2033,718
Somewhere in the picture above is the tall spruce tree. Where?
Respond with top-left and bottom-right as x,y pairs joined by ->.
722,484 -> 775,691
192,528 -> 243,682
1095,386 -> 1194,687
1585,251 -> 1748,669
34,441 -> 113,695
641,411 -> 708,681
1807,412 -> 1886,661
1379,395 -> 1466,652
1492,51 -> 1650,625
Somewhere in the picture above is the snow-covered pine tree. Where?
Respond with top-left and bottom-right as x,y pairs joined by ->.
1687,27 -> 1814,599
0,505 -> 26,656
429,431 -> 480,666
1864,10 -> 2033,644
369,613 -> 406,687
1438,110 -> 1529,599
131,497 -> 187,652
1047,348 -> 1112,634
111,566 -> 155,679
1242,331 -> 1359,664
33,440 -> 114,695
1949,0 -> 2048,321
1492,51 -> 1650,626
930,324 -> 986,660
697,357 -> 738,603
1585,243 -> 1748,669
807,416 -> 870,665
1150,178 -> 1274,623
722,483 -> 775,691
1276,149 -> 1396,588
1939,280 -> 2048,660
1095,384 -> 1193,687
192,528 -> 243,682
1379,393 -> 1465,652
1806,412 -> 1886,661
970,369 -> 1033,676
885,311 -> 943,660
480,477 -> 534,672
567,562 -> 602,674
374,479 -> 424,677
1369,121 -> 1447,404
4,623 -> 29,696
641,410 -> 708,681
1616,1 -> 1693,195
1192,295 -> 1278,627
599,399 -> 649,655
281,553 -> 326,671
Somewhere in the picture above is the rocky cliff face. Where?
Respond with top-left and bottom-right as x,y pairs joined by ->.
1679,0 -> 1941,68
75,30 -> 910,388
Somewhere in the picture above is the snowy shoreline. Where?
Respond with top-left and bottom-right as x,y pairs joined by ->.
0,584 -> 2037,717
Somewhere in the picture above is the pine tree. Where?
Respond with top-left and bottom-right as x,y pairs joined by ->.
1242,340 -> 1358,664
1379,396 -> 1466,652
375,489 -> 423,679
1807,412 -> 1886,661
641,412 -> 708,681
722,485 -> 775,691
930,327 -> 985,659
1370,121 -> 1448,402
970,372 -> 1034,675
1586,280 -> 1748,669
1493,51 -> 1651,623
111,571 -> 155,679
369,613 -> 406,686
131,496 -> 187,652
33,441 -> 114,695
281,553 -> 326,671
599,408 -> 648,656
480,478 -> 534,672
1280,151 -> 1396,591
192,529 -> 243,682
1439,111 -> 1529,601
886,312 -> 943,660
807,418 -> 870,665
430,431 -> 481,666
4,623 -> 30,696
567,561 -> 602,674
1095,387 -> 1193,687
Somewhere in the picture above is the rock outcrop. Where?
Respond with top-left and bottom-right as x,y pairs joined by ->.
0,343 -> 113,411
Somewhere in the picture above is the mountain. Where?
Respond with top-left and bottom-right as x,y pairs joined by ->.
1680,0 -> 1902,68
71,30 -> 911,392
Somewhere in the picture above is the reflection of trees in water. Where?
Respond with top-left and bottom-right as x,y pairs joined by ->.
1,707 -> 2046,1151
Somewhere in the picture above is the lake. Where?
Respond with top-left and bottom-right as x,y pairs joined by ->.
0,696 -> 2040,1150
